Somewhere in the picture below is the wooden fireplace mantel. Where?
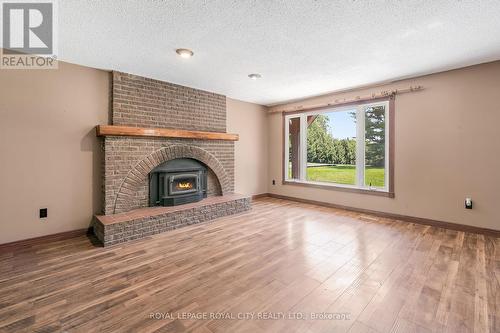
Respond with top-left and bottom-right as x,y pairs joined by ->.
95,125 -> 239,141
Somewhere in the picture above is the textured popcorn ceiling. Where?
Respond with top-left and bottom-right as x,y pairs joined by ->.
58,0 -> 500,105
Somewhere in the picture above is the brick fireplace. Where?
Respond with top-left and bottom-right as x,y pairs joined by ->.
93,72 -> 251,246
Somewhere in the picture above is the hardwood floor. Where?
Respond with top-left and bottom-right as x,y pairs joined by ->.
0,197 -> 498,333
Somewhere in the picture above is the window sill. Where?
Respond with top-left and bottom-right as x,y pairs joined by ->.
282,180 -> 395,198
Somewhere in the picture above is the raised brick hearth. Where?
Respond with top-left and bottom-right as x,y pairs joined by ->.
94,194 -> 251,246
93,71 -> 249,246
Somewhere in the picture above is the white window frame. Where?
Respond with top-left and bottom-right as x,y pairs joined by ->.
284,100 -> 390,193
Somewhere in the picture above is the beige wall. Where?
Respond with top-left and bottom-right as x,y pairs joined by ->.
0,62 -> 110,244
227,98 -> 269,196
268,61 -> 500,231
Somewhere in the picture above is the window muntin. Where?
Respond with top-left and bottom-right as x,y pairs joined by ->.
284,101 -> 390,192
286,117 -> 301,180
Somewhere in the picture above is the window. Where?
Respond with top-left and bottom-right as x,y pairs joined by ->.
284,99 -> 392,195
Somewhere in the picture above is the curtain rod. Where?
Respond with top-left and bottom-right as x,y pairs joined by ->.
268,85 -> 424,113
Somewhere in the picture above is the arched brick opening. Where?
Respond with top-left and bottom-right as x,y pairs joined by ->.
113,145 -> 231,213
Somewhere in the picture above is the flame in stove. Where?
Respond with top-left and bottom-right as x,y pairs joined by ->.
177,181 -> 193,190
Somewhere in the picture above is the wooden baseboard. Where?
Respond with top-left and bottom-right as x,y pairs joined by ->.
0,228 -> 91,252
251,193 -> 270,200
259,193 -> 500,238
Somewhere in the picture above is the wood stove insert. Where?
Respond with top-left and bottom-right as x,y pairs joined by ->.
149,158 -> 207,206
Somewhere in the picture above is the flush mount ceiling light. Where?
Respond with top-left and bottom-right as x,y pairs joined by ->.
248,73 -> 262,80
176,48 -> 194,58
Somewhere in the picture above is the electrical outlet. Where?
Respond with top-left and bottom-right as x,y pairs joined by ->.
39,208 -> 48,219
465,197 -> 472,209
